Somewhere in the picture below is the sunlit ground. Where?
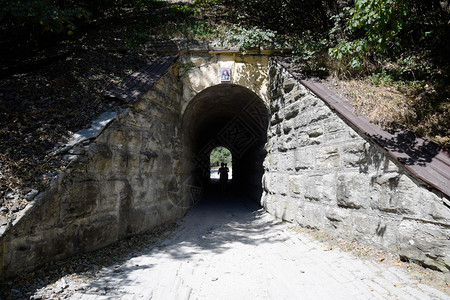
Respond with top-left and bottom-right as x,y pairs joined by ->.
210,166 -> 233,180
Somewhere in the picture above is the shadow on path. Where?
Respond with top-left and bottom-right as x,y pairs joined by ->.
161,182 -> 286,260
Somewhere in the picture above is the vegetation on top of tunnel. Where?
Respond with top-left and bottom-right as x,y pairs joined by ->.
2,0 -> 447,145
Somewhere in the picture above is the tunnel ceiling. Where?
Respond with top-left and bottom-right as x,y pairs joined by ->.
182,84 -> 269,154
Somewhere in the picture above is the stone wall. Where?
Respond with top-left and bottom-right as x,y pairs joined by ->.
0,64 -> 188,277
262,60 -> 450,272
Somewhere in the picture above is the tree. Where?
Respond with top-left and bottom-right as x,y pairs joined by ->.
210,147 -> 232,167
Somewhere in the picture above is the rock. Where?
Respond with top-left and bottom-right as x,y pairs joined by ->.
25,189 -> 39,200
6,191 -> 19,200
11,288 -> 23,297
11,204 -> 20,212
0,214 -> 7,226
68,146 -> 86,155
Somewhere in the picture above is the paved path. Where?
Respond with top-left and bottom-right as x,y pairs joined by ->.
70,192 -> 449,300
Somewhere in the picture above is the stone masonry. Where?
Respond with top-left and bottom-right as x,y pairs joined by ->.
262,59 -> 450,272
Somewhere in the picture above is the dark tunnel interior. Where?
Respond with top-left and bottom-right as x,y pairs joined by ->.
182,84 -> 269,202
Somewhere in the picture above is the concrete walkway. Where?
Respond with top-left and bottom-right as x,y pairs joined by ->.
70,191 -> 449,300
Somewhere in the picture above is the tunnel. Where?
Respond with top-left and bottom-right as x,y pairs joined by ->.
182,84 -> 270,202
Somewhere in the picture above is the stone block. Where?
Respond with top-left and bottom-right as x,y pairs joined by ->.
288,175 -> 304,195
294,148 -> 315,170
79,215 -> 119,252
110,149 -> 131,174
350,213 -> 400,252
263,194 -> 296,221
97,180 -> 120,213
307,126 -> 324,138
61,179 -> 99,221
277,152 -> 296,172
270,173 -> 289,196
262,193 -> 277,216
295,201 -> 327,230
341,141 -> 370,168
141,130 -> 164,152
316,146 -> 340,169
279,196 -> 298,222
324,207 -> 351,233
301,95 -> 319,111
87,144 -> 112,173
421,192 -> 450,222
304,174 -> 336,202
292,86 -> 307,101
8,229 -> 77,274
264,154 -> 279,171
369,174 -> 416,215
398,219 -> 450,272
309,106 -> 331,124
284,103 -> 299,120
271,112 -> 283,126
283,119 -> 297,134
12,186 -> 61,234
347,127 -> 361,139
139,151 -> 158,174
325,120 -> 346,133
260,191 -> 269,207
336,173 -> 369,209
282,77 -> 297,93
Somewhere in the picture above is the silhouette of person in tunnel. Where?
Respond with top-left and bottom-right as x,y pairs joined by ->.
218,162 -> 229,194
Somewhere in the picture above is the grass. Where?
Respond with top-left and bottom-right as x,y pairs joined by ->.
324,76 -> 450,148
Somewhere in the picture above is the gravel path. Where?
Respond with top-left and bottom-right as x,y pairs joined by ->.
23,190 -> 449,300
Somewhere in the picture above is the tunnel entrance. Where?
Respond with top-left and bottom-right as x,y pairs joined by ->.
209,146 -> 233,181
182,84 -> 269,202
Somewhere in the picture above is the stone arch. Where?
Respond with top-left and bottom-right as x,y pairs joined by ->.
182,84 -> 269,201
178,53 -> 270,117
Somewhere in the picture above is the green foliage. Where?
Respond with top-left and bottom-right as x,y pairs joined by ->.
171,20 -> 215,39
329,0 -> 409,71
193,0 -> 222,7
328,0 -> 450,81
124,29 -> 150,49
180,60 -> 195,75
369,69 -> 425,88
230,0 -> 333,34
291,31 -> 330,74
222,25 -> 284,53
124,0 -> 165,10
0,0 -> 91,35
210,147 -> 231,167
167,4 -> 199,17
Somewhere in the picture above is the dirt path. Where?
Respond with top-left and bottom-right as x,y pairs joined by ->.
56,190 -> 448,300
